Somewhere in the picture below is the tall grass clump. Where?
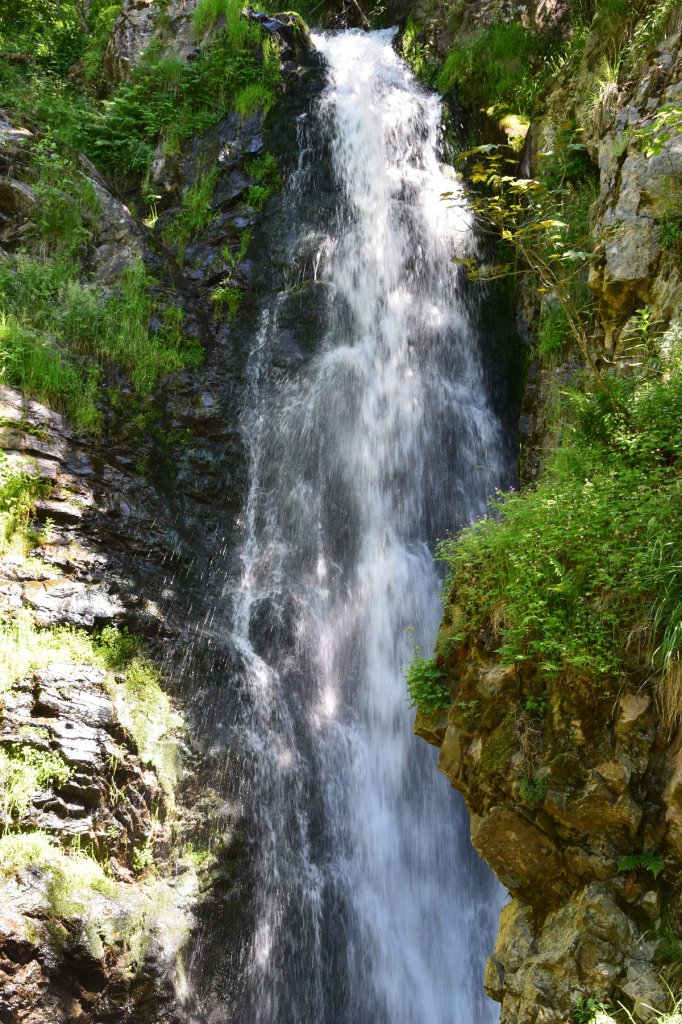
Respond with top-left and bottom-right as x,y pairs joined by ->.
437,343 -> 682,715
0,313 -> 102,431
437,21 -> 552,115
0,254 -> 202,413
0,453 -> 50,555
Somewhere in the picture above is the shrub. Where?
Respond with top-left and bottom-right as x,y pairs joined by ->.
405,656 -> 451,713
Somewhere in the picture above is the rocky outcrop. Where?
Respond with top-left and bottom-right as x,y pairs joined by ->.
416,619 -> 678,1021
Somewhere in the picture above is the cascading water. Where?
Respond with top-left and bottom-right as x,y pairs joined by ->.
196,27 -> 513,1024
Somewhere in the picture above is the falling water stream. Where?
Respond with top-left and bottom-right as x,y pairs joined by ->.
198,27 -> 513,1024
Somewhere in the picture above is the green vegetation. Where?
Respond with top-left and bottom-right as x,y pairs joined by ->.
449,141 -> 598,374
107,654 -> 181,798
0,453 -> 50,555
0,0 -> 287,425
405,655 -> 451,713
0,610 -> 101,694
0,0 -> 282,188
437,21 -> 552,116
436,343 -> 682,712
0,745 -> 71,820
518,773 -> 547,807
163,168 -> 218,253
522,695 -> 550,717
0,615 -> 178,794
617,852 -> 665,880
245,151 -> 282,210
400,19 -> 437,87
573,997 -> 613,1024
0,254 -> 202,422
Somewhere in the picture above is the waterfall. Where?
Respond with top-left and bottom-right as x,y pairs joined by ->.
201,27 -> 510,1024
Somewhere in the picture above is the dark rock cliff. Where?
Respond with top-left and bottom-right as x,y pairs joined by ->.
0,2 -> 324,1018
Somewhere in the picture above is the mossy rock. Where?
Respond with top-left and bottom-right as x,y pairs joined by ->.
481,712 -> 517,775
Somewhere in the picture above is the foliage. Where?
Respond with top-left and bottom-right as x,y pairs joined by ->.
522,695 -> 550,717
91,22 -> 280,184
573,996 -> 613,1024
103,262 -> 203,391
0,745 -> 71,819
0,2 -> 281,191
0,254 -> 202,415
106,656 -> 181,797
0,312 -> 102,431
210,284 -> 244,320
0,0 -> 122,77
0,453 -> 49,555
447,142 -> 599,376
518,773 -> 547,807
400,19 -> 437,86
30,133 -> 101,256
162,167 -> 218,253
634,104 -> 682,158
617,852 -> 665,879
437,346 -> 682,708
405,656 -> 451,713
437,21 -> 554,116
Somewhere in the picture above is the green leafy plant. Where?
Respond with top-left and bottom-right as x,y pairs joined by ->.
437,343 -> 682,707
573,996 -> 613,1024
446,143 -> 599,378
0,744 -> 71,819
405,655 -> 451,713
0,453 -> 50,554
523,695 -> 550,717
617,852 -> 665,880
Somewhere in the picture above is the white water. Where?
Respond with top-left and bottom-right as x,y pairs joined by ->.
224,28 -> 506,1024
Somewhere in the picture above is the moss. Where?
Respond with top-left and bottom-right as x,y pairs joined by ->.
518,773 -> 548,808
105,656 -> 182,800
481,713 -> 517,774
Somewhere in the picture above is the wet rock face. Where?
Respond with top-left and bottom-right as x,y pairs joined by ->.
0,3 -> 326,1017
0,666 -> 158,857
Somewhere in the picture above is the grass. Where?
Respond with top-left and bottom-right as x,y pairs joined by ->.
436,340 -> 682,714
437,21 -> 553,116
0,745 -> 71,820
0,453 -> 50,555
0,255 -> 203,418
106,656 -> 181,799
162,167 -> 219,253
0,613 -> 180,793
